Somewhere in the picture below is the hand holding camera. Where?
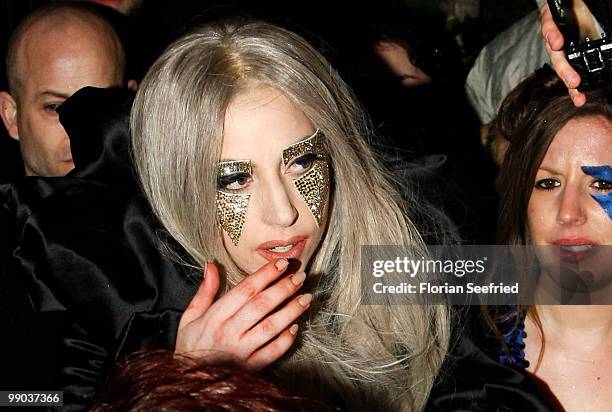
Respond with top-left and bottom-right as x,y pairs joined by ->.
541,0 -> 612,105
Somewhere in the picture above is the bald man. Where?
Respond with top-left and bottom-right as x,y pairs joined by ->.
0,3 -> 135,177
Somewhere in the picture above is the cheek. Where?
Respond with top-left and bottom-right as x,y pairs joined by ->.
19,113 -> 56,154
590,194 -> 612,220
292,161 -> 330,227
220,199 -> 263,272
26,114 -> 65,146
316,191 -> 331,234
527,193 -> 548,243
309,178 -> 331,240
304,191 -> 329,256
216,191 -> 251,247
604,220 -> 612,245
29,108 -> 53,127
587,201 -> 612,243
221,229 -> 253,272
49,121 -> 69,146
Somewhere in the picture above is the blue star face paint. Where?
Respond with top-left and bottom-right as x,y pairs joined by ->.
581,165 -> 612,219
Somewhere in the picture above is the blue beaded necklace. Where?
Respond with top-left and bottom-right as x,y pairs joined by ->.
497,307 -> 530,369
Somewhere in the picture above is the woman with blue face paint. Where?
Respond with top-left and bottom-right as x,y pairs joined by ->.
493,66 -> 612,411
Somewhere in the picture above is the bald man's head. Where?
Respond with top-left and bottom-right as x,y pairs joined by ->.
7,3 -> 125,100
0,3 -> 129,176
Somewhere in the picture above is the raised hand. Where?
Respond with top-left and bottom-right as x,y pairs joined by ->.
176,258 -> 311,370
540,2 -> 587,106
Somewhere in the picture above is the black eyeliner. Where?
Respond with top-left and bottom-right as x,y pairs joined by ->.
218,172 -> 249,188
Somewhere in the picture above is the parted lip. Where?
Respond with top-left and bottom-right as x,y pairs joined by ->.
552,238 -> 597,246
257,236 -> 307,250
552,238 -> 597,263
256,237 -> 307,261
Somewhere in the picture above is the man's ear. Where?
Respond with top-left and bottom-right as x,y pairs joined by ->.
0,91 -> 19,140
126,79 -> 138,91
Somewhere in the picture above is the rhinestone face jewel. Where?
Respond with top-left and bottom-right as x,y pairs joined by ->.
282,130 -> 330,227
217,161 -> 251,177
216,160 -> 252,246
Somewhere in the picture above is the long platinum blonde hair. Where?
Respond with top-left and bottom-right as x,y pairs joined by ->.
131,19 -> 449,411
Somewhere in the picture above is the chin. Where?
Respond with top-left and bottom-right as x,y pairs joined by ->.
57,161 -> 75,176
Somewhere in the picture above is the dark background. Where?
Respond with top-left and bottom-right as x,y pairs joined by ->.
0,0 -> 537,182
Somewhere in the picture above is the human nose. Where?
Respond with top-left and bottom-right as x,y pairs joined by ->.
260,177 -> 298,227
556,185 -> 587,226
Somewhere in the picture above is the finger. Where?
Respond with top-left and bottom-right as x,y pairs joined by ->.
229,271 -> 306,331
245,324 -> 300,371
205,258 -> 289,321
242,293 -> 311,351
179,262 -> 220,330
540,3 -> 564,51
569,88 -> 587,107
540,2 -> 582,91
545,41 -> 581,90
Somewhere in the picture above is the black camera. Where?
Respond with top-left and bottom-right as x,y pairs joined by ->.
547,0 -> 612,91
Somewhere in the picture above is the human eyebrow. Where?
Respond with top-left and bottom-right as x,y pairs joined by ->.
536,166 -> 561,175
37,90 -> 71,100
281,130 -> 326,166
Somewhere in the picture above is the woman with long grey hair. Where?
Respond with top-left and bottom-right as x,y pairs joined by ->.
131,19 -> 449,411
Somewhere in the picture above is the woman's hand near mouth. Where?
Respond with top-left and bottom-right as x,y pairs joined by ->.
175,258 -> 311,370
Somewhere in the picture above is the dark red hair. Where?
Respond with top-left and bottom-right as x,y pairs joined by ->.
91,350 -> 330,411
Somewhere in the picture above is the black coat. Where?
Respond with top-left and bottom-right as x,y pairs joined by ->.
0,87 -> 553,411
0,87 -> 196,410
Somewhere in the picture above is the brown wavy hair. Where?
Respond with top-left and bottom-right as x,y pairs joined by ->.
490,65 -> 612,366
496,66 -> 612,245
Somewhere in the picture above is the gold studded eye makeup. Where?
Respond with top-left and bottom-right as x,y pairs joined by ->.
281,129 -> 326,165
281,130 -> 330,227
217,131 -> 330,245
216,160 -> 252,245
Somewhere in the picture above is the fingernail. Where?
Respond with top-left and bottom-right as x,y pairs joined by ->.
289,324 -> 299,335
291,271 -> 306,285
298,293 -> 312,306
275,258 -> 288,271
